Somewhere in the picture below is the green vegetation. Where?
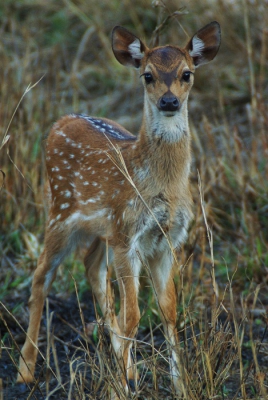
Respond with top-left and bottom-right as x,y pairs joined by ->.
0,0 -> 268,398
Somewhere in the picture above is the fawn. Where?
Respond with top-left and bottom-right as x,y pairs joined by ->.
17,22 -> 221,396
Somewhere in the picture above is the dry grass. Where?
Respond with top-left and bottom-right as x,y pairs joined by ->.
0,0 -> 268,399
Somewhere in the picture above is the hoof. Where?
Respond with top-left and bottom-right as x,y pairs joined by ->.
17,383 -> 28,393
128,378 -> 136,392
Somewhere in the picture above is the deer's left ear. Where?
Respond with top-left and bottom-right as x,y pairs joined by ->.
186,21 -> 221,67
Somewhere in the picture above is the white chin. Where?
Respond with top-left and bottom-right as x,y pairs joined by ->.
161,111 -> 177,117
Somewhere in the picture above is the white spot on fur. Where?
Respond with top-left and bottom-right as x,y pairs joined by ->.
56,130 -> 66,137
79,197 -> 100,205
49,218 -> 55,227
64,190 -> 71,198
60,203 -> 70,209
65,209 -> 107,225
56,214 -> 61,221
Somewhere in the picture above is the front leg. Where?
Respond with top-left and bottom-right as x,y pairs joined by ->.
150,249 -> 185,397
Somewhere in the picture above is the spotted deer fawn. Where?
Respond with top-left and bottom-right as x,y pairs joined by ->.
17,22 -> 221,395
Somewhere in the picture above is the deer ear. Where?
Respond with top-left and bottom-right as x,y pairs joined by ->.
186,21 -> 221,67
112,26 -> 147,68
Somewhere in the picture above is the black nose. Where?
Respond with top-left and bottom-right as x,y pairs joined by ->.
159,95 -> 180,112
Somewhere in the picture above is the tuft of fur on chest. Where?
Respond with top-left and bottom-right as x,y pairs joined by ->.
128,195 -> 192,259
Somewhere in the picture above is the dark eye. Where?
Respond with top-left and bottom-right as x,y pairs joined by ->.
182,71 -> 191,82
143,72 -> 153,84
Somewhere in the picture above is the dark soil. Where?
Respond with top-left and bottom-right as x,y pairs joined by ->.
1,289 -> 268,399
1,291 -> 95,399
0,290 -> 169,399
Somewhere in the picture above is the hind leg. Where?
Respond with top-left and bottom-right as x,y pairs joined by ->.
84,240 -> 140,391
84,238 -> 122,340
84,237 -> 112,316
17,229 -> 71,383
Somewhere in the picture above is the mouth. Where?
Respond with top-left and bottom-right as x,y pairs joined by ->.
160,110 -> 177,117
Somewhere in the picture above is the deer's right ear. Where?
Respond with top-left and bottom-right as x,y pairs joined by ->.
112,26 -> 147,68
